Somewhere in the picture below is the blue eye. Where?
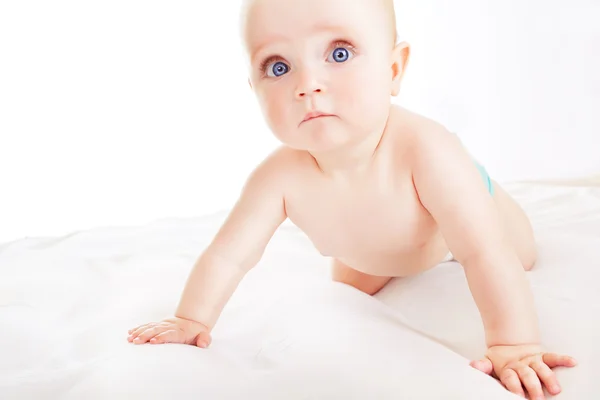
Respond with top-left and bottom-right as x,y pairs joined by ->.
328,47 -> 351,63
267,61 -> 289,77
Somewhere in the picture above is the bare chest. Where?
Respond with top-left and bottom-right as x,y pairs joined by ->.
285,179 -> 437,261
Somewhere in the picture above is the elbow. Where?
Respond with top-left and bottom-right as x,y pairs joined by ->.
239,249 -> 265,273
458,244 -> 521,273
448,227 -> 516,271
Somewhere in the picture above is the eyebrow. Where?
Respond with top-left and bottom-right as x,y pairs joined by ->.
250,24 -> 355,65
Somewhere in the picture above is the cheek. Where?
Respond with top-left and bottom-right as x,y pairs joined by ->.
334,64 -> 390,122
258,86 -> 292,130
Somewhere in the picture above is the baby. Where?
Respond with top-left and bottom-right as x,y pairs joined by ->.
128,0 -> 577,398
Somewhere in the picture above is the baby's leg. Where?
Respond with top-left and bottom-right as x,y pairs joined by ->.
331,258 -> 392,295
492,181 -> 537,270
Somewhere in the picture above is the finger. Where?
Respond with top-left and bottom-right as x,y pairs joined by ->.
129,322 -> 172,337
134,326 -> 165,344
195,330 -> 212,348
128,325 -> 146,336
530,361 -> 561,395
149,330 -> 179,344
128,326 -> 147,342
469,359 -> 493,375
516,366 -> 544,400
129,324 -> 152,339
499,368 -> 525,398
542,353 -> 578,368
128,324 -> 148,334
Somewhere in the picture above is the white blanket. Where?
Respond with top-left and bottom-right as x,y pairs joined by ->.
1,179 -> 598,399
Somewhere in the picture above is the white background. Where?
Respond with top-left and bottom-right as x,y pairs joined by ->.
1,0 -> 598,244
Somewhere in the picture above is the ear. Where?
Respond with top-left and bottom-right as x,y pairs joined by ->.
390,41 -> 410,96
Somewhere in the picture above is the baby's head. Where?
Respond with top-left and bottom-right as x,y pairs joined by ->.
240,0 -> 409,153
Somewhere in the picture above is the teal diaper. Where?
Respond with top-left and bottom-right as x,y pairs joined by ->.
451,132 -> 494,196
474,161 -> 494,195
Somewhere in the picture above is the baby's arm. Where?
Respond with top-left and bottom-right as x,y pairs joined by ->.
411,129 -> 538,347
175,151 -> 288,330
128,149 -> 288,345
411,127 -> 575,398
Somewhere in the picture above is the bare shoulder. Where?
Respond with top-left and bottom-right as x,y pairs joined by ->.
387,106 -> 462,166
242,145 -> 313,197
264,145 -> 312,171
396,106 -> 456,147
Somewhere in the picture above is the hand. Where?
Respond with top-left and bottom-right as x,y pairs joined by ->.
127,316 -> 212,348
470,344 -> 577,399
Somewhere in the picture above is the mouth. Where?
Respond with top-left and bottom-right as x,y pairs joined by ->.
300,111 -> 335,125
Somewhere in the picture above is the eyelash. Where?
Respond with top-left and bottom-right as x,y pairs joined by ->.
259,40 -> 356,77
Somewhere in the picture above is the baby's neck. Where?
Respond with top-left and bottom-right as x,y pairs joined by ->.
309,116 -> 391,182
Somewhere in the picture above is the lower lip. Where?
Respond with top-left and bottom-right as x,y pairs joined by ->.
303,115 -> 333,123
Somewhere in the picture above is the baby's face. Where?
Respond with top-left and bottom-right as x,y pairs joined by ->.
242,0 -> 405,153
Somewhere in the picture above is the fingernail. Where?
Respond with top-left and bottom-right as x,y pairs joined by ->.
198,341 -> 208,348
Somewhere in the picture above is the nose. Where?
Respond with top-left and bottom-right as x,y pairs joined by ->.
295,69 -> 324,99
296,87 -> 322,99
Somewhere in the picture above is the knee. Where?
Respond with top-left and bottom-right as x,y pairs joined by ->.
331,275 -> 391,296
521,246 -> 538,271
330,259 -> 393,296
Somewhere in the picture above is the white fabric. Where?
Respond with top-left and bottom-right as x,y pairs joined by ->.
1,178 -> 599,399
